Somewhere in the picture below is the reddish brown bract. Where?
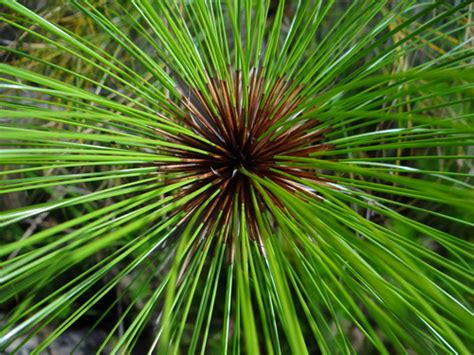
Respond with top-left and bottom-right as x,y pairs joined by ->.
155,69 -> 332,253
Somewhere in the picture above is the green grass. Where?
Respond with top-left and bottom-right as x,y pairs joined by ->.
0,0 -> 473,353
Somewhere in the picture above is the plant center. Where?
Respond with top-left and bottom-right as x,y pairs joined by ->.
155,69 -> 332,241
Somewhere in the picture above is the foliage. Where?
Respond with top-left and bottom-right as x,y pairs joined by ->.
0,0 -> 473,353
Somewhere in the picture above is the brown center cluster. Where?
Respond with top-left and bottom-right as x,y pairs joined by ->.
155,69 -> 332,249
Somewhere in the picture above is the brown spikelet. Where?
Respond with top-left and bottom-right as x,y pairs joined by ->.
155,68 -> 332,257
